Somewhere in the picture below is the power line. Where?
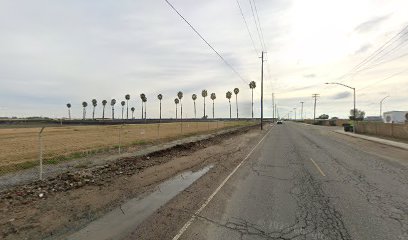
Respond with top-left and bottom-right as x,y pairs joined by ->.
164,0 -> 247,84
251,0 -> 267,50
338,23 -> 408,82
358,68 -> 408,92
236,0 -> 258,56
248,0 -> 265,51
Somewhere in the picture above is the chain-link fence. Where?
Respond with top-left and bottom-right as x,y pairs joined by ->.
0,120 -> 251,188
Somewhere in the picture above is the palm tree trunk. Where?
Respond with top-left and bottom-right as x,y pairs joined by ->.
251,89 -> 254,119
229,100 -> 231,119
68,109 -> 71,120
83,108 -> 86,120
203,97 -> 206,118
236,95 -> 238,119
141,104 -> 144,119
194,101 -> 196,119
175,105 -> 178,119
126,101 -> 129,120
122,107 -> 124,119
159,100 -> 162,121
112,107 -> 115,120
212,101 -> 214,119
102,106 -> 105,120
93,106 -> 95,120
144,102 -> 147,120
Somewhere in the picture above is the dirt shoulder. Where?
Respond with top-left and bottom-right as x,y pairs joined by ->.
0,124 -> 266,239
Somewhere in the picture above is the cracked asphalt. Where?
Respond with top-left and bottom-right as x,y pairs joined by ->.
178,122 -> 408,240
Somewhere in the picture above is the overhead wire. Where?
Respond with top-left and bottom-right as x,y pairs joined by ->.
236,0 -> 259,57
164,0 -> 248,85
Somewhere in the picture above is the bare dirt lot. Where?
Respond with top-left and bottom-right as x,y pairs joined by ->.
0,121 -> 249,173
0,124 -> 266,239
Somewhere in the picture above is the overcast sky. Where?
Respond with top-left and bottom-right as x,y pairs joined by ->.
0,0 -> 407,119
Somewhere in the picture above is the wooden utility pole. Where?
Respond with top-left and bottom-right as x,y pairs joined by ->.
260,51 -> 264,130
272,93 -> 275,122
312,94 -> 320,123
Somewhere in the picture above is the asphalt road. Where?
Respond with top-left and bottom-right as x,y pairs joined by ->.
177,122 -> 408,240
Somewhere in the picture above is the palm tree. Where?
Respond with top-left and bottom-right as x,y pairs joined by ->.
210,93 -> 216,119
140,93 -> 146,119
174,98 -> 179,119
125,94 -> 130,120
111,99 -> 116,120
131,107 -> 135,119
177,91 -> 183,121
142,96 -> 147,119
201,90 -> 208,118
82,101 -> 88,120
234,88 -> 239,119
157,94 -> 163,121
91,99 -> 97,120
192,94 -> 197,119
121,101 -> 125,119
249,81 -> 256,119
226,91 -> 232,119
101,100 -> 107,119
66,103 -> 71,120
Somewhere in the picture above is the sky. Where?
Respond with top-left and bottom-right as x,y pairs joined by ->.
0,0 -> 407,119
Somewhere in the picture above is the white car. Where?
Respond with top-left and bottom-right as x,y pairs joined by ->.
277,120 -> 283,124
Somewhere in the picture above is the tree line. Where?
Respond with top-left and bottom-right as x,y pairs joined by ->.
66,81 -> 257,120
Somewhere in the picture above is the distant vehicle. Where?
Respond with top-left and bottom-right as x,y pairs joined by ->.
277,120 -> 283,124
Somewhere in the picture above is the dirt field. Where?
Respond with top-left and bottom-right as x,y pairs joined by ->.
0,121 -> 250,173
0,124 -> 266,239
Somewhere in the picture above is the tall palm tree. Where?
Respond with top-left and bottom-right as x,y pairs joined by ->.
226,91 -> 232,119
234,88 -> 239,119
101,100 -> 107,119
121,101 -> 125,119
125,94 -> 130,120
140,93 -> 146,119
66,103 -> 71,120
210,93 -> 216,119
131,107 -> 135,119
142,96 -> 147,119
91,99 -> 97,120
82,101 -> 88,120
177,91 -> 183,121
201,90 -> 208,118
111,99 -> 116,120
174,98 -> 179,119
249,81 -> 256,119
157,94 -> 163,121
192,94 -> 197,119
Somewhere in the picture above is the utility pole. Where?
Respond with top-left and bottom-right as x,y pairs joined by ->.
300,101 -> 304,120
312,94 -> 320,124
275,104 -> 278,120
260,51 -> 265,130
272,93 -> 275,123
293,108 -> 297,120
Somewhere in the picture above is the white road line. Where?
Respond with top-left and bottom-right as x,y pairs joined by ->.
172,128 -> 272,240
310,158 -> 326,177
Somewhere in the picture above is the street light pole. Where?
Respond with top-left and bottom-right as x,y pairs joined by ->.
325,82 -> 356,133
300,101 -> 304,120
293,108 -> 297,120
379,96 -> 390,119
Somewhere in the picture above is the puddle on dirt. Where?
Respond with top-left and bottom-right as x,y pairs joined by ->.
66,165 -> 213,240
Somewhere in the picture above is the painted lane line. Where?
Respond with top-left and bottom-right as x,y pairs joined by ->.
172,128 -> 272,240
310,158 -> 326,177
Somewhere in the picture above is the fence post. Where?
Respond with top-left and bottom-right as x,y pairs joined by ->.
38,127 -> 45,181
118,124 -> 124,154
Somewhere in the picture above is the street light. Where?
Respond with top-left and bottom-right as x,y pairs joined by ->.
325,82 -> 356,133
379,96 -> 390,119
293,108 -> 297,120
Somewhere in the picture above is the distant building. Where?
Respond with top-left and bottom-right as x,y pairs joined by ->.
383,111 -> 408,124
364,116 -> 382,122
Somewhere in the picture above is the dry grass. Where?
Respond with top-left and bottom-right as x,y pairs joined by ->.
0,121 -> 251,171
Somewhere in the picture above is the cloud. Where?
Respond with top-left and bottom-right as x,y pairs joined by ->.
354,15 -> 390,33
303,74 -> 316,78
354,43 -> 372,54
331,91 -> 351,100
